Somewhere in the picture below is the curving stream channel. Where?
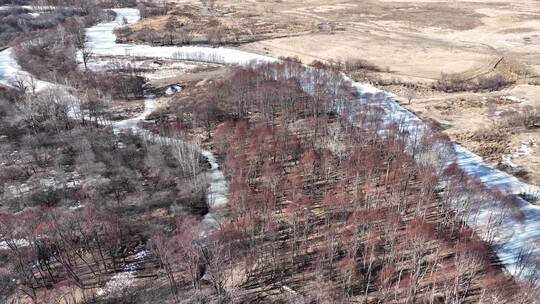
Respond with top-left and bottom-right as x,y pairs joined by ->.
1,7 -> 539,280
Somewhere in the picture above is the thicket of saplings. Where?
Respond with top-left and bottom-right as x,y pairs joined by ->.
433,59 -> 535,93
135,60 -> 539,303
137,1 -> 170,18
12,8 -> 145,105
0,0 -> 135,47
308,57 -> 536,96
0,4 -> 209,302
0,70 -> 211,300
0,7 -> 83,46
432,73 -> 514,93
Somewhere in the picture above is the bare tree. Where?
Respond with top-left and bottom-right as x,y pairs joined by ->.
80,44 -> 93,73
404,87 -> 417,105
72,21 -> 93,72
164,16 -> 180,45
9,74 -> 29,95
178,28 -> 194,45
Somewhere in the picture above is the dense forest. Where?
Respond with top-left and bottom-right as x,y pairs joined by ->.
142,60 -> 538,303
0,1 -> 539,303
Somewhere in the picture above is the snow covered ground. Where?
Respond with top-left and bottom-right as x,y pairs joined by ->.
1,6 -> 539,282
0,5 -> 56,11
96,250 -> 148,297
0,48 -> 50,90
0,239 -> 30,250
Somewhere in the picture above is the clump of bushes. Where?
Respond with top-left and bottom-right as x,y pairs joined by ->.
137,1 -> 171,18
343,58 -> 384,73
0,7 -> 86,46
503,106 -> 540,129
476,73 -> 513,91
98,0 -> 137,8
15,33 -> 79,81
310,58 -> 384,73
433,72 -> 514,93
432,73 -> 469,92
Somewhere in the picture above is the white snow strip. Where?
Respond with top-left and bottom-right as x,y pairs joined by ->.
0,239 -> 30,250
502,95 -> 526,103
111,94 -> 157,132
96,272 -> 135,297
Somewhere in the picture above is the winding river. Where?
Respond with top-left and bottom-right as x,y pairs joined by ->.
1,7 -> 539,280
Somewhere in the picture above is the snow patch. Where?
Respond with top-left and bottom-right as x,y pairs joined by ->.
96,272 -> 135,297
502,154 -> 518,168
517,141 -> 536,156
96,250 -> 148,298
0,239 -> 30,250
502,95 -> 526,103
502,141 -> 537,169
165,84 -> 182,95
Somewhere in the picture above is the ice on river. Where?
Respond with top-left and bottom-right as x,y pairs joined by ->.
86,8 -> 274,65
112,95 -> 157,133
350,80 -> 540,279
0,48 -> 51,90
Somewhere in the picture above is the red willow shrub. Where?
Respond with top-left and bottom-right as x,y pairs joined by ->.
189,60 -> 535,302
